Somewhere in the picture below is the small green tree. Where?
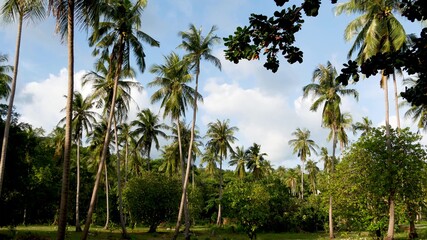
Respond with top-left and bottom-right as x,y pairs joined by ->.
223,180 -> 270,239
331,127 -> 427,238
123,173 -> 180,233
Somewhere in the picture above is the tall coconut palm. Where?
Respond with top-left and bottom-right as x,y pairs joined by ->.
336,2 -> 407,237
59,91 -> 98,231
149,54 -> 199,236
173,24 -> 221,240
48,0 -> 102,237
82,0 -> 159,238
149,52 -> 197,176
229,146 -> 248,179
288,128 -> 318,199
205,119 -> 238,226
0,0 -> 46,198
305,160 -> 320,195
85,120 -> 113,230
352,116 -> 373,136
131,108 -> 168,171
303,61 -> 358,238
246,143 -> 268,180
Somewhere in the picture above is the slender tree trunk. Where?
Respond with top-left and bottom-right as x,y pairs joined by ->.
383,73 -> 395,240
113,116 -> 127,237
173,65 -> 201,240
392,72 -> 400,129
216,158 -> 223,226
146,146 -> 151,171
0,14 -> 23,197
104,163 -> 109,230
301,159 -> 304,199
329,128 -> 337,239
57,2 -> 74,239
76,138 -> 82,232
124,138 -> 128,184
82,36 -> 124,240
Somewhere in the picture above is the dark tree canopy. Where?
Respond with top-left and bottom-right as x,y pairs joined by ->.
224,0 -> 427,106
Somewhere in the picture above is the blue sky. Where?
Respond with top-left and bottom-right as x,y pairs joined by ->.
0,0 -> 424,169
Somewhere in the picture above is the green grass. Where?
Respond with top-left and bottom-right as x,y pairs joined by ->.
1,224 -> 427,240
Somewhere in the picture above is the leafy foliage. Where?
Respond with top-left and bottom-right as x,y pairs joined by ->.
123,173 -> 180,232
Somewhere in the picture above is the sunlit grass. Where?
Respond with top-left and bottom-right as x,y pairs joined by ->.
1,224 -> 427,239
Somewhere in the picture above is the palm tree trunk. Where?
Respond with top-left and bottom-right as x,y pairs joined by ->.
104,163 -> 109,230
329,128 -> 337,239
392,72 -> 400,129
57,2 -> 74,238
301,160 -> 304,199
82,35 -> 125,240
76,138 -> 82,232
113,116 -> 127,237
124,139 -> 128,184
383,73 -> 395,240
173,65 -> 201,240
216,158 -> 223,226
0,14 -> 23,197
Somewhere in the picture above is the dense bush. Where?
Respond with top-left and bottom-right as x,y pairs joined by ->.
123,172 -> 180,232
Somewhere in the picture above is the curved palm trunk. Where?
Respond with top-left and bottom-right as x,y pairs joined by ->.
392,72 -> 400,129
57,2 -> 74,239
216,158 -> 223,226
103,163 -> 109,229
173,65 -> 201,240
113,116 -> 127,236
175,118 -> 190,238
82,36 -> 125,240
76,137 -> 82,232
0,14 -> 23,197
383,73 -> 395,240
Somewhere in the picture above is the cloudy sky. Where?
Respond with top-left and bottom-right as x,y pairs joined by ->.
0,0 -> 424,169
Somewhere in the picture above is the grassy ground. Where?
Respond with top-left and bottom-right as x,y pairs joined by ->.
1,224 -> 427,240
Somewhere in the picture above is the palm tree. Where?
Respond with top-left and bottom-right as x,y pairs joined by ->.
352,116 -> 373,136
48,0 -> 102,237
319,147 -> 332,174
246,143 -> 268,180
229,146 -> 248,179
305,160 -> 320,195
288,128 -> 318,199
285,168 -> 299,196
173,24 -> 222,240
205,119 -> 238,226
200,148 -> 218,177
131,108 -> 168,171
0,54 -> 12,101
403,77 -> 427,132
118,122 -> 132,183
0,0 -> 46,197
85,120 -> 113,230
59,91 -> 98,231
303,61 -> 358,238
82,1 -> 159,238
332,112 -> 353,151
149,52 -> 198,179
336,2 -> 407,237
159,144 -> 179,177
